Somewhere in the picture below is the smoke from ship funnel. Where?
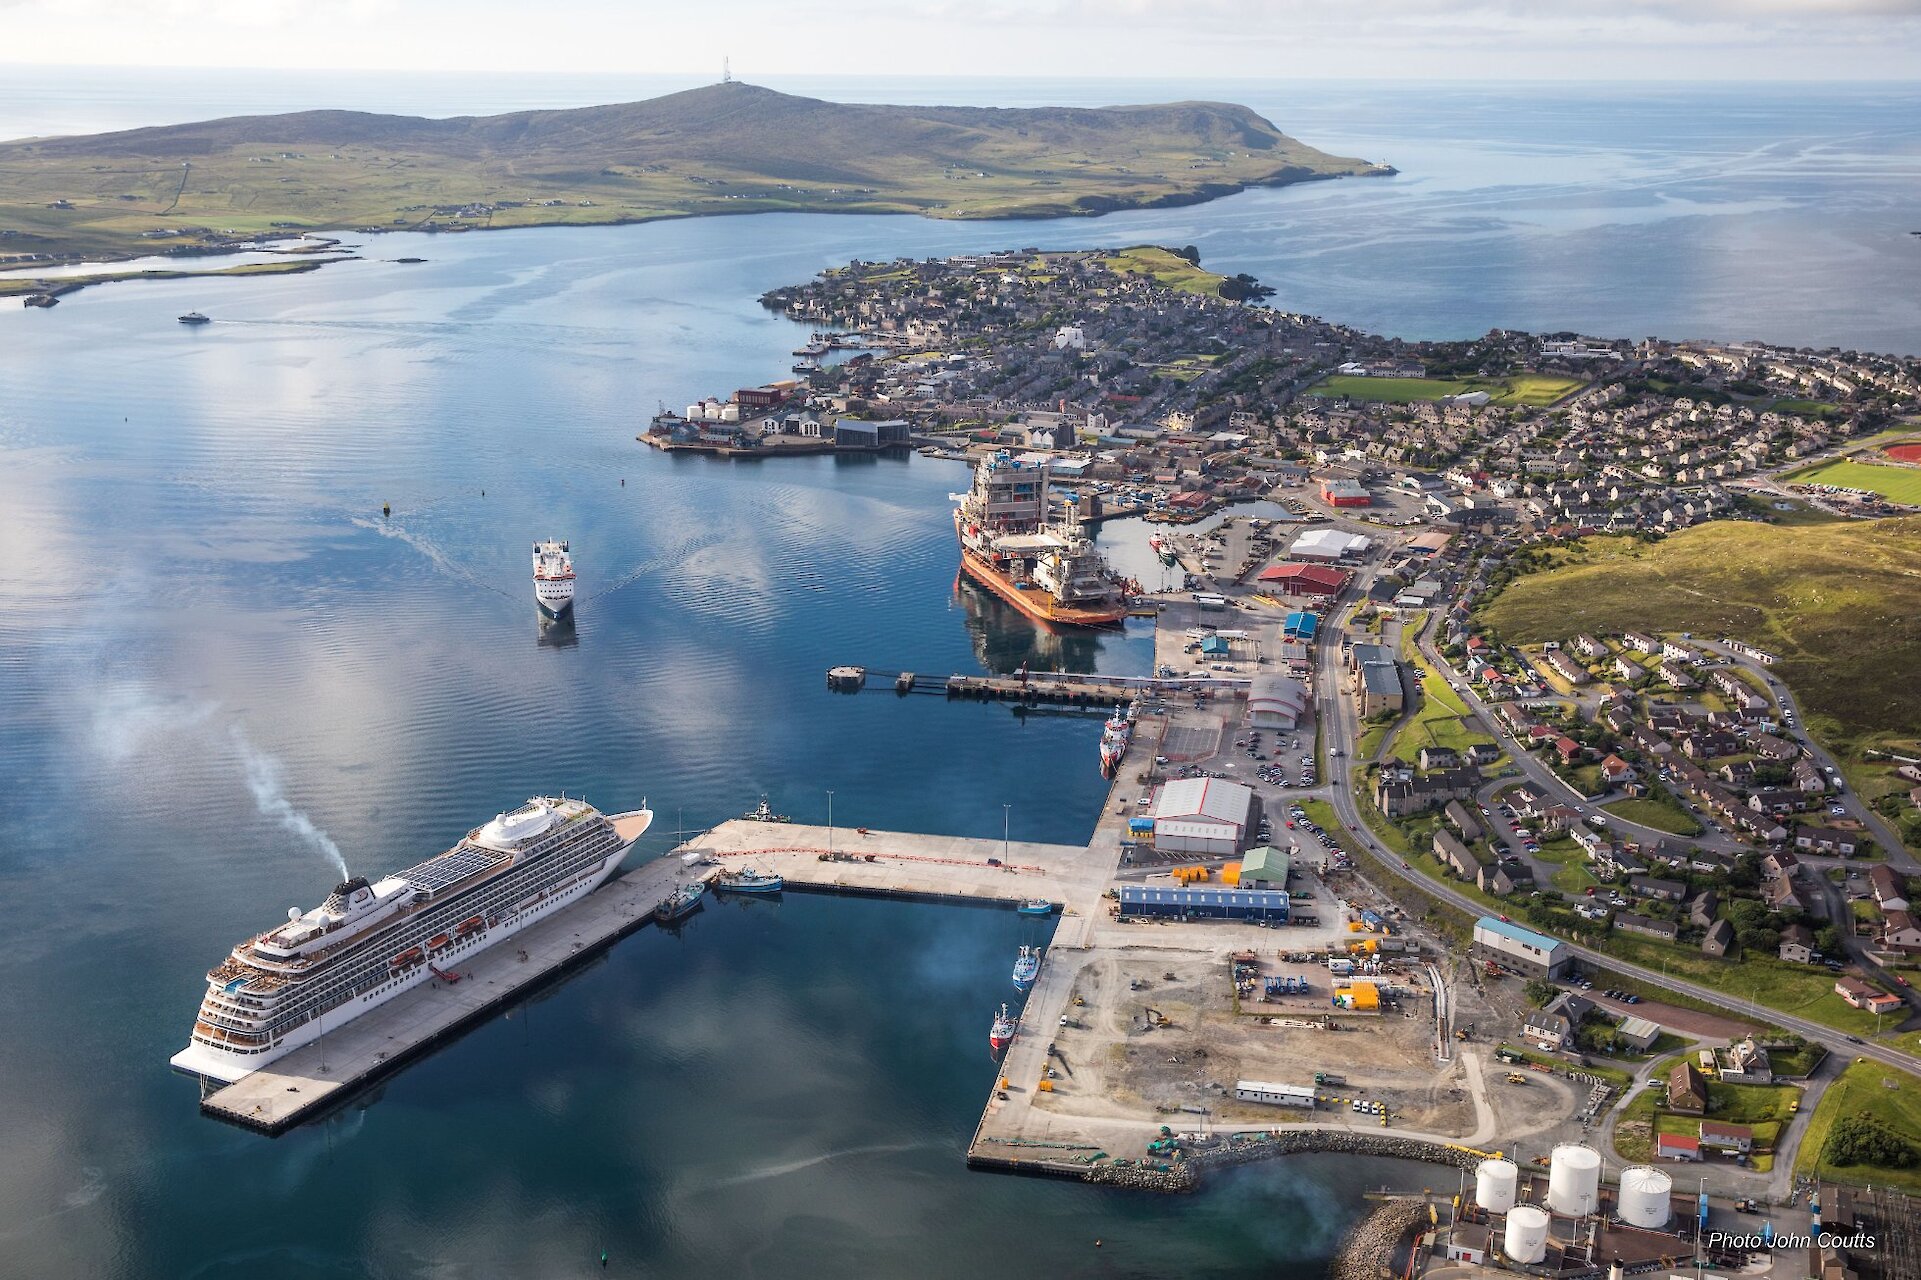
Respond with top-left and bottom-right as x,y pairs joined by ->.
229,727 -> 349,879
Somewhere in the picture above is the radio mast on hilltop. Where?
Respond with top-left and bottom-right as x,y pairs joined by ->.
722,57 -> 733,84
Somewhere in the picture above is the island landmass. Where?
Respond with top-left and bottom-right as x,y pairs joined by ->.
0,80 -> 1388,269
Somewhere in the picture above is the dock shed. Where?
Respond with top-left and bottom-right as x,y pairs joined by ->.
1238,844 -> 1290,891
1117,885 -> 1291,922
1151,778 -> 1257,856
1235,1081 -> 1317,1108
1247,675 -> 1310,730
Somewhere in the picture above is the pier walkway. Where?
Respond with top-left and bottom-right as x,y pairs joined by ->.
197,852 -> 705,1134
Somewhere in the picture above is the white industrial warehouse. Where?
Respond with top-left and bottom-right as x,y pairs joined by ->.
1150,778 -> 1257,856
1288,528 -> 1372,562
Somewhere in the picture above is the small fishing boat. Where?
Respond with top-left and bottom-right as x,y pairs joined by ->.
744,796 -> 791,823
990,1003 -> 1017,1053
177,311 -> 210,325
1017,899 -> 1056,916
714,868 -> 784,894
1012,945 -> 1040,990
654,882 -> 707,923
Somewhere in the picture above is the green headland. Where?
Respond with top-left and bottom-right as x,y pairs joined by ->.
0,81 -> 1387,263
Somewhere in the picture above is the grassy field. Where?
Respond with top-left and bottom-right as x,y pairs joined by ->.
1796,1058 -> 1921,1194
1383,648 -> 1496,763
1308,372 -> 1584,406
1602,796 -> 1704,837
1596,930 -> 1897,1039
1478,519 -> 1921,750
1771,398 -> 1842,418
1786,459 -> 1921,505
1101,247 -> 1232,297
0,82 -> 1381,262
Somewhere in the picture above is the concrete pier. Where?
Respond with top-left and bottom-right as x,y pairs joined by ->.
195,852 -> 705,1135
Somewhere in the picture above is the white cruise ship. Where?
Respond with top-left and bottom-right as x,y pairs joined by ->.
533,539 -> 575,618
170,796 -> 652,1083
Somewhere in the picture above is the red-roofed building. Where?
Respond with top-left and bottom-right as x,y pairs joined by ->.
1555,736 -> 1583,764
1656,1132 -> 1701,1162
1167,491 -> 1212,511
1258,563 -> 1350,598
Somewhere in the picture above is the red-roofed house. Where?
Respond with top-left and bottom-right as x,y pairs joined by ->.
1258,563 -> 1350,598
1555,736 -> 1583,764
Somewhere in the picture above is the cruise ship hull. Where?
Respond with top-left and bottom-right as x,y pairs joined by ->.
170,811 -> 649,1084
956,544 -> 1125,629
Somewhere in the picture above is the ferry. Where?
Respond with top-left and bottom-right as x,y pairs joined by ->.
170,796 -> 653,1083
177,311 -> 210,325
989,1003 -> 1018,1053
952,452 -> 1126,629
654,881 -> 707,923
713,868 -> 784,895
1017,899 -> 1057,916
533,539 -> 575,619
1012,945 -> 1040,991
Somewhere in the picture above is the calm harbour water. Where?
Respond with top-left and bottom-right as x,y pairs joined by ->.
0,72 -> 1916,1277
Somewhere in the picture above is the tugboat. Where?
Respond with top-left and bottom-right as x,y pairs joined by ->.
744,796 -> 790,823
1012,945 -> 1041,991
989,1003 -> 1018,1053
1017,899 -> 1057,916
713,867 -> 784,895
177,311 -> 211,325
654,882 -> 707,923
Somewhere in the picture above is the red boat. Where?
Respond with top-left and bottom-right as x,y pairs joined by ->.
990,1003 -> 1017,1053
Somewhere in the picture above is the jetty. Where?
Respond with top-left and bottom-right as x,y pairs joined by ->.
194,851 -> 707,1135
826,665 -> 1249,705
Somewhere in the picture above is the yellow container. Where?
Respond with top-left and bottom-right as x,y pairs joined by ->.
1220,862 -> 1241,886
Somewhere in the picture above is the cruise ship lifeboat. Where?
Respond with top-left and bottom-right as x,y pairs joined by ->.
391,946 -> 426,970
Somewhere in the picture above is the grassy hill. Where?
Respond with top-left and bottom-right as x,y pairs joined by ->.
1477,518 -> 1921,751
0,81 -> 1384,262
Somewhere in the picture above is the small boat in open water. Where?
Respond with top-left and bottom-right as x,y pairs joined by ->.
1012,945 -> 1041,990
1017,899 -> 1056,916
714,868 -> 783,894
177,311 -> 210,325
654,882 -> 706,923
989,1003 -> 1017,1053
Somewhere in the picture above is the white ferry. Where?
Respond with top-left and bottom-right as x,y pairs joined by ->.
533,539 -> 575,618
170,796 -> 653,1083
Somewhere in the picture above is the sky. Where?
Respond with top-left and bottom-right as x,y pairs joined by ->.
3,0 -> 1920,79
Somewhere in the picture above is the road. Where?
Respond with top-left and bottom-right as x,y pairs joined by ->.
1304,574 -> 1921,1080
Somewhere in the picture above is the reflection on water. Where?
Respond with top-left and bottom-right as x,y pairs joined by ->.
535,612 -> 579,649
952,572 -> 1146,676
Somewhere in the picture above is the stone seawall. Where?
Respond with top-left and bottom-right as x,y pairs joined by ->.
1082,1129 -> 1478,1192
1331,1198 -> 1429,1280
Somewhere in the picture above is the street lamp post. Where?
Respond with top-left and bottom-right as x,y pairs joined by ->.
1003,804 -> 1011,864
827,790 -> 835,855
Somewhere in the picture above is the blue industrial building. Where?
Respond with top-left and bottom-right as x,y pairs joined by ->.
1117,885 -> 1292,922
1283,610 -> 1319,642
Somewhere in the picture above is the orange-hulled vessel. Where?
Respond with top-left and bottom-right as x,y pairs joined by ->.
952,452 -> 1126,628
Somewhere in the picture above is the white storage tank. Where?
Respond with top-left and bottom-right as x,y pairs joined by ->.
1504,1204 -> 1549,1264
1476,1158 -> 1519,1213
684,404 -> 703,421
1616,1165 -> 1672,1228
1548,1143 -> 1602,1216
